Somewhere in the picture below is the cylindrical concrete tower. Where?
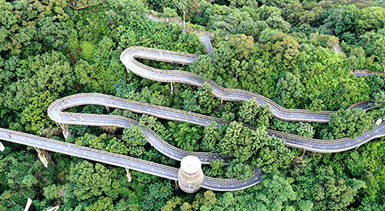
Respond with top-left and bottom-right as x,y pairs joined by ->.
178,155 -> 204,193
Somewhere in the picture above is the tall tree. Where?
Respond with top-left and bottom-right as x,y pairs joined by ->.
276,72 -> 304,108
238,98 -> 272,128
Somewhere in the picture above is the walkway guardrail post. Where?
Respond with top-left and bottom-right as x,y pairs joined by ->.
58,123 -> 71,139
34,147 -> 48,168
24,198 -> 32,211
125,168 -> 132,182
183,11 -> 185,32
0,142 -> 4,151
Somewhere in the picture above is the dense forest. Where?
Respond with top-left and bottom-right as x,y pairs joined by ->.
1,0 -> 385,210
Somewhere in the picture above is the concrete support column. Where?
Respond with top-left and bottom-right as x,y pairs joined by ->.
58,123 -> 71,139
126,67 -> 130,74
126,168 -> 132,183
221,99 -> 223,105
302,149 -> 306,155
175,180 -> 179,191
105,106 -> 110,113
355,145 -> 361,151
170,82 -> 173,95
34,147 -> 48,168
0,142 -> 4,152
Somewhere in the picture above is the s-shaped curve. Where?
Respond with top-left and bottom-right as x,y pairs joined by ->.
120,46 -> 373,124
118,46 -> 385,152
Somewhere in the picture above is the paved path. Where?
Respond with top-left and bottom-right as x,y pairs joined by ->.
119,46 -> 385,153
1,39 -> 384,192
0,128 -> 262,191
48,93 -> 232,164
121,47 -> 373,123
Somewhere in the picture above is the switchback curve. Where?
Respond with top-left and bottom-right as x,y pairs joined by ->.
47,93 -> 232,164
48,93 -> 384,153
120,46 -> 373,123
118,46 -> 385,153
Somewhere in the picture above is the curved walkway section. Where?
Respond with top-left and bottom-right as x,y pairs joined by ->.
0,128 -> 262,191
48,93 -> 232,164
120,46 -> 374,123
48,93 -> 382,153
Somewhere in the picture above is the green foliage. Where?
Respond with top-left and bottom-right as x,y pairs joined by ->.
21,91 -> 59,134
252,174 -> 297,210
295,165 -> 366,210
43,184 -> 61,200
180,89 -> 200,112
0,0 -> 68,55
142,181 -> 173,210
67,161 -> 122,200
122,126 -> 147,157
226,158 -> 254,180
219,121 -> 263,162
271,119 -> 315,138
359,28 -> 385,65
276,72 -> 304,108
266,12 -> 291,33
2,0 -> 385,209
238,98 -> 272,128
168,121 -> 203,151
228,34 -> 256,59
37,16 -> 71,49
373,90 -> 385,116
161,7 -> 178,18
191,190 -> 217,210
201,122 -> 224,152
161,197 -> 183,211
189,55 -> 216,80
86,196 -> 114,211
208,159 -> 225,178
196,82 -> 219,114
0,150 -> 61,209
1,51 -> 75,110
322,108 -> 374,139
80,41 -> 96,60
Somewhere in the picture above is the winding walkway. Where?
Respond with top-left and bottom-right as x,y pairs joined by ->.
119,46 -> 385,153
47,93 -> 232,164
121,47 -> 373,123
1,37 -> 384,193
0,128 -> 262,191
0,45 -> 382,192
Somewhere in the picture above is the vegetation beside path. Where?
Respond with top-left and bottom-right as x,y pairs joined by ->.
1,0 -> 385,210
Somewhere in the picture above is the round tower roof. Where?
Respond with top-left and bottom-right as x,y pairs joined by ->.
180,156 -> 202,174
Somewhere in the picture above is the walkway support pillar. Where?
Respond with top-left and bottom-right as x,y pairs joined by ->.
175,180 -> 179,191
221,99 -> 223,105
126,67 -> 130,74
125,168 -> 132,183
0,142 -> 4,152
34,147 -> 48,168
105,106 -> 110,113
58,123 -> 71,139
170,82 -> 173,95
